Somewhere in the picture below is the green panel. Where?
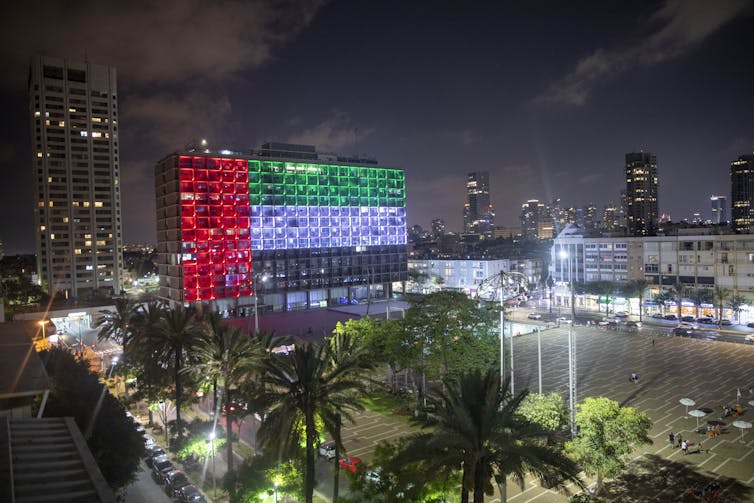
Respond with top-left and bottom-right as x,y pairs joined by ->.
248,160 -> 406,207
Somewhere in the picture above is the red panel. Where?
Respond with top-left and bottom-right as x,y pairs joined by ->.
179,155 -> 252,302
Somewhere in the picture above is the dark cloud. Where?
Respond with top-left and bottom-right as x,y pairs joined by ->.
536,0 -> 752,106
0,0 -> 327,88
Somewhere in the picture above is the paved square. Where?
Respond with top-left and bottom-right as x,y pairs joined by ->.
340,324 -> 754,501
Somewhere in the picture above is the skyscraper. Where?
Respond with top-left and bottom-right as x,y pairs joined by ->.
29,56 -> 123,298
463,172 -> 494,235
155,144 -> 407,310
625,152 -> 658,236
710,195 -> 727,225
731,154 -> 754,233
520,199 -> 553,240
431,218 -> 446,238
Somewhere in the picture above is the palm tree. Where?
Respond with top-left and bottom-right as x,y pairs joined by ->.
396,369 -> 582,503
189,317 -> 271,472
623,279 -> 650,322
126,300 -> 167,426
689,289 -> 712,319
96,297 -> 136,346
714,286 -> 731,326
728,292 -> 747,323
148,305 -> 202,439
256,336 -> 373,503
667,282 -> 684,320
653,291 -> 670,316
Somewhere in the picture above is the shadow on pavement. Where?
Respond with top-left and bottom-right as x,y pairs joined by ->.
599,454 -> 752,502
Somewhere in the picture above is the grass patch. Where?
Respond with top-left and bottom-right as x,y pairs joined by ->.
361,391 -> 412,417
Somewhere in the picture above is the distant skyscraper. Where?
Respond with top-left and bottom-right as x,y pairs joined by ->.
625,152 -> 658,236
431,218 -> 446,238
463,172 -> 494,235
582,203 -> 598,230
601,202 -> 620,232
710,195 -> 727,225
520,199 -> 553,240
731,154 -> 754,233
29,56 -> 123,298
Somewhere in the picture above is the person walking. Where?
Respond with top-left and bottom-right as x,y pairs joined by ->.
681,439 -> 688,455
668,432 -> 675,448
677,433 -> 683,448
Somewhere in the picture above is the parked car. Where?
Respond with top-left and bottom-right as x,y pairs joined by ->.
681,316 -> 695,323
745,334 -> 754,342
318,441 -> 336,460
179,485 -> 208,503
338,457 -> 364,473
624,320 -> 642,329
365,469 -> 381,484
651,313 -> 664,319
527,313 -> 542,320
165,471 -> 192,497
615,311 -> 629,318
151,456 -> 175,484
698,317 -> 715,324
679,321 -> 697,329
143,434 -> 155,449
720,319 -> 733,326
673,327 -> 692,336
145,446 -> 166,466
556,316 -> 573,324
747,322 -> 754,329
664,314 -> 678,320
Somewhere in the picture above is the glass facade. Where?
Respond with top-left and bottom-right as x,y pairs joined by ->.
176,155 -> 407,302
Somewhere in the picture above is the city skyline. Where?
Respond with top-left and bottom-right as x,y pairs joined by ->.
1,1 -> 754,254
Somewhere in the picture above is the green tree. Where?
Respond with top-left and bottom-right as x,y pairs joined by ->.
728,293 -> 747,323
666,282 -> 684,320
689,289 -> 712,319
517,392 -> 568,435
622,279 -> 650,321
652,290 -> 670,316
188,316 -> 270,472
148,305 -> 202,439
714,286 -> 731,325
565,397 -> 652,494
256,336 -> 373,503
397,369 -> 582,503
41,346 -> 145,490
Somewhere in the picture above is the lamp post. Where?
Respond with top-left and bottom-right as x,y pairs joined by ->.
208,431 -> 216,497
273,481 -> 279,503
38,320 -> 48,349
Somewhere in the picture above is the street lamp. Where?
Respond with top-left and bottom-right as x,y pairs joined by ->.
208,431 -> 216,497
273,481 -> 279,503
253,272 -> 269,334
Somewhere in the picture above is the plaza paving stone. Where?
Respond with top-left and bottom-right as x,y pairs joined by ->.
341,324 -> 754,501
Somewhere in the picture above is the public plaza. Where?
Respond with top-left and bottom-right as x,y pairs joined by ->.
338,322 -> 754,502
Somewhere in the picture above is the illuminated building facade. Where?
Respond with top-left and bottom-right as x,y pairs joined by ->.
710,195 -> 727,225
520,199 -> 553,240
155,145 -> 408,312
463,172 -> 494,236
731,154 -> 754,233
29,56 -> 123,298
625,152 -> 658,236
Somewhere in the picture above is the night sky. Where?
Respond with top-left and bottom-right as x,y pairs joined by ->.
1,1 -> 753,255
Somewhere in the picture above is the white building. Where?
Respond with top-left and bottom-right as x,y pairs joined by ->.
29,56 -> 123,299
408,258 -> 542,296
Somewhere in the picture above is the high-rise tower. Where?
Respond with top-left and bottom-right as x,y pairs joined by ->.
625,152 -> 658,236
710,195 -> 727,225
731,154 -> 754,233
29,56 -> 123,298
463,172 -> 494,235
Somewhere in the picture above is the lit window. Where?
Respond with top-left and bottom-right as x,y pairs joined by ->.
63,217 -> 69,223
84,234 -> 91,239
96,240 -> 106,246
91,132 -> 102,138
40,225 -> 46,231
58,121 -> 65,127
74,249 -> 82,255
84,240 -> 92,246
48,201 -> 54,207
69,107 -> 76,113
72,201 -> 79,207
94,201 -> 103,207
45,120 -> 50,126
38,201 -> 44,207
80,131 -> 88,137
91,117 -> 101,123
50,234 -> 55,240
85,265 -> 93,271
48,177 -> 52,182
34,111 -> 40,117
83,201 -> 90,207
37,152 -> 42,158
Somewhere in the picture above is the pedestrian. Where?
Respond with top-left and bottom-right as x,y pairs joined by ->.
681,440 -> 688,455
669,432 -> 675,447
652,338 -> 655,346
677,433 -> 683,448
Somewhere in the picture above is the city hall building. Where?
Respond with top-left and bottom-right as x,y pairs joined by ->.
155,143 -> 408,313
